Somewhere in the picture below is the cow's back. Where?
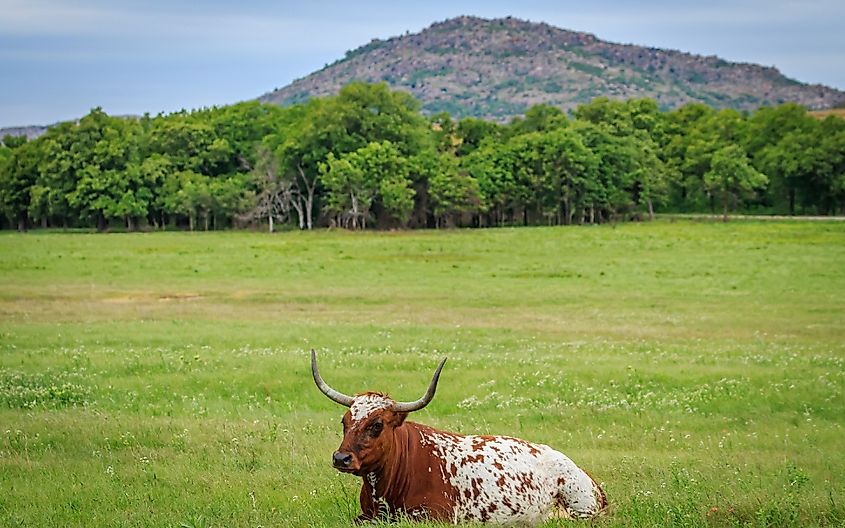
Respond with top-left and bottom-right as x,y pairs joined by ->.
416,426 -> 604,523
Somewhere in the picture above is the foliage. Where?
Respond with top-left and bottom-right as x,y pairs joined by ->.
427,153 -> 481,226
704,145 -> 769,220
2,85 -> 845,231
320,140 -> 414,228
0,138 -> 40,230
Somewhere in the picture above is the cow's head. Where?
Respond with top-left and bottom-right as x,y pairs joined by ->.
311,350 -> 447,475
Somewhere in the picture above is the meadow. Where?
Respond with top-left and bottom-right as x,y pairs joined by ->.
1,220 -> 843,527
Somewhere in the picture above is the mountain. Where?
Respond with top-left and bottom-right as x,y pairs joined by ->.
1,115 -> 140,141
259,16 -> 845,121
0,124 -> 49,141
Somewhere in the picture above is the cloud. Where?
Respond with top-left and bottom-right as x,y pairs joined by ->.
0,0 -> 383,57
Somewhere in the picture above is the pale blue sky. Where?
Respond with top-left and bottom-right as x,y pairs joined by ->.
1,0 -> 844,128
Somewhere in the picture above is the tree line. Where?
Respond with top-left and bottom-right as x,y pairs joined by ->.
2,82 -> 844,232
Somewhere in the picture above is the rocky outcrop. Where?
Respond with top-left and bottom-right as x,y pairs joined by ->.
259,16 -> 845,121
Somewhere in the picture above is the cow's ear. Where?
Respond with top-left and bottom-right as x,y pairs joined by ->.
391,411 -> 408,427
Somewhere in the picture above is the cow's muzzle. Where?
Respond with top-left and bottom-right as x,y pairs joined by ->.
332,451 -> 356,472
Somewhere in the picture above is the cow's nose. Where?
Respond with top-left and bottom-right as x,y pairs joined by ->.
333,451 -> 353,468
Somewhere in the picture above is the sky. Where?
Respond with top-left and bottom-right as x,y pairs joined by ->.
1,0 -> 844,128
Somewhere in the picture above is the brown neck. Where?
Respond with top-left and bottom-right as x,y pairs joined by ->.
363,421 -> 427,511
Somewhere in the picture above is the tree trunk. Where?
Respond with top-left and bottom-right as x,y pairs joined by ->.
351,193 -> 360,230
268,213 -> 274,233
305,195 -> 313,230
291,198 -> 305,230
97,213 -> 107,232
189,214 -> 195,232
722,193 -> 729,222
788,188 -> 796,216
647,198 -> 654,221
17,214 -> 27,232
298,165 -> 316,230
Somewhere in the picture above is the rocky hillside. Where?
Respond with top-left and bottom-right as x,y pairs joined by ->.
0,125 -> 49,141
260,16 -> 845,121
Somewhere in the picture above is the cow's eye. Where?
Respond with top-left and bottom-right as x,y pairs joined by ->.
368,421 -> 383,437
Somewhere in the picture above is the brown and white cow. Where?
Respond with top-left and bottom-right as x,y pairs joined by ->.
311,350 -> 607,524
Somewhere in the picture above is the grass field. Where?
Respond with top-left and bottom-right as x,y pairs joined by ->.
1,221 -> 844,527
810,108 -> 845,120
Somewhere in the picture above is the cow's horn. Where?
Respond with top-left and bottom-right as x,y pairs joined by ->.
311,349 -> 354,407
392,357 -> 448,413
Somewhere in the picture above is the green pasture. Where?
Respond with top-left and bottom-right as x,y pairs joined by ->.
1,221 -> 844,527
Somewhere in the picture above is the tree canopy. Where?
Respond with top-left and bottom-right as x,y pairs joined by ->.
2,83 -> 843,231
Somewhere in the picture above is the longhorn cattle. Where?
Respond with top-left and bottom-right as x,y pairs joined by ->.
311,351 -> 607,524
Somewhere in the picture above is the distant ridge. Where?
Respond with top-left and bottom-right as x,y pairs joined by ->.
1,115 -> 139,141
0,124 -> 49,140
259,15 -> 845,121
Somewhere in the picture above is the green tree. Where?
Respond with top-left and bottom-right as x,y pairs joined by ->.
663,104 -> 715,210
63,109 -> 149,230
271,102 -> 331,230
333,82 -> 428,155
631,139 -> 669,220
159,170 -> 212,231
574,98 -> 669,219
508,104 -> 568,136
662,107 -> 748,212
755,117 -> 835,215
507,128 -> 599,225
462,140 -> 519,226
320,153 -> 371,229
141,154 -> 173,229
745,103 -> 818,213
572,122 -> 636,221
243,144 -> 298,232
430,112 -> 459,154
703,145 -> 768,220
148,118 -> 221,173
33,122 -> 83,227
379,172 -> 416,226
745,103 -> 812,158
320,141 -> 413,229
271,84 -> 431,229
200,101 -> 287,171
208,174 -> 248,230
0,138 -> 40,230
427,154 -> 481,227
819,117 -> 845,214
455,117 -> 503,157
